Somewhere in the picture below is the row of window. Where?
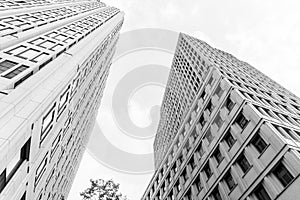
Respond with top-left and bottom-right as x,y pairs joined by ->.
150,69 -> 229,198
0,6 -> 120,90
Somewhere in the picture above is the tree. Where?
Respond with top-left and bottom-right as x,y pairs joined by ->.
80,179 -> 129,200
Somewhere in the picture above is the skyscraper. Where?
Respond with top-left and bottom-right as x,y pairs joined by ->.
145,33 -> 300,200
0,1 -> 124,199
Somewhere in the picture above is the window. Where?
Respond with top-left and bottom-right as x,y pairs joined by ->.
50,132 -> 61,158
199,114 -> 205,126
39,40 -> 55,49
17,48 -> 40,60
5,45 -> 27,55
224,130 -> 236,149
253,184 -> 271,200
3,65 -> 28,79
251,133 -> 268,154
0,60 -> 18,73
273,162 -> 294,187
203,162 -> 213,179
224,172 -> 235,191
213,147 -> 223,164
214,113 -> 223,128
214,84 -> 223,97
57,86 -> 70,119
35,153 -> 48,188
193,176 -> 202,192
235,112 -> 249,129
237,153 -> 251,174
196,142 -> 204,158
211,187 -> 222,200
205,129 -> 214,144
200,90 -> 206,99
185,189 -> 192,200
206,100 -> 213,113
225,97 -> 234,111
32,53 -> 49,62
40,103 -> 56,144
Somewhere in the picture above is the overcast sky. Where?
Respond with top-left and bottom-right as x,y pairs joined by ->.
68,0 -> 300,199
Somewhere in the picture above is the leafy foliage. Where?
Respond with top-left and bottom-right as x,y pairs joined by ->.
80,179 -> 129,200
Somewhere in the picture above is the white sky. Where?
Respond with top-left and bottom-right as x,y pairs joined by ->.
68,0 -> 300,199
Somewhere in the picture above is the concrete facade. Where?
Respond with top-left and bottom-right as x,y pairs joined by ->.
147,33 -> 300,200
0,1 -> 124,200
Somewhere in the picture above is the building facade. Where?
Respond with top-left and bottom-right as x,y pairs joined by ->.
146,33 -> 300,200
0,1 -> 124,200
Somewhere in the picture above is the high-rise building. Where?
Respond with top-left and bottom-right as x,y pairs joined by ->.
0,1 -> 124,199
145,33 -> 300,200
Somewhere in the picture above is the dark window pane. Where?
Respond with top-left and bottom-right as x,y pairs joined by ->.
0,60 -> 18,73
203,163 -> 213,179
226,97 -> 235,111
206,100 -> 213,113
21,137 -> 31,161
224,130 -> 236,148
213,147 -> 223,164
205,129 -> 214,144
212,187 -> 222,200
254,184 -> 271,200
252,133 -> 267,154
3,65 -> 28,79
224,172 -> 235,190
194,176 -> 202,191
273,162 -> 294,187
237,153 -> 251,173
235,112 -> 249,129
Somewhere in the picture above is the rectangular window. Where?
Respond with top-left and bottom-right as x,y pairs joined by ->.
211,187 -> 222,200
40,103 -> 56,144
39,40 -> 55,49
273,162 -> 294,187
17,48 -> 40,60
57,86 -> 70,118
199,114 -> 205,126
224,130 -> 236,148
225,97 -> 234,111
224,172 -> 235,191
213,146 -> 223,164
237,153 -> 251,174
54,34 -> 67,41
50,132 -> 61,158
214,113 -> 223,129
0,60 -> 18,73
35,153 -> 48,188
50,44 -> 63,51
5,45 -> 27,55
196,142 -> 204,158
3,65 -> 28,79
214,84 -> 223,97
205,129 -> 214,144
7,138 -> 30,181
193,176 -> 202,192
206,100 -> 213,113
32,53 -> 49,63
253,184 -> 271,200
29,37 -> 44,45
203,162 -> 213,179
251,133 -> 268,154
235,112 -> 249,129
